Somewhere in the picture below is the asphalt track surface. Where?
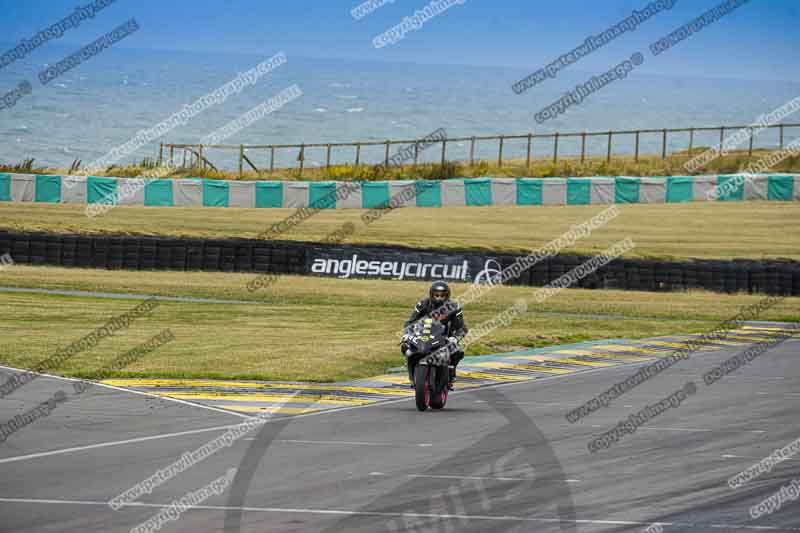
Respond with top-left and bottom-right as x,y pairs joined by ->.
1,337 -> 798,532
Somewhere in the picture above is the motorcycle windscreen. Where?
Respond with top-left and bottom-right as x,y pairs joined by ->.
418,319 -> 447,353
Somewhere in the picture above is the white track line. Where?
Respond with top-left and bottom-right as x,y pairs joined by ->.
368,472 -> 581,483
276,439 -> 432,447
0,364 -> 252,420
0,424 -> 241,465
0,396 -> 423,465
0,497 -> 798,531
0,381 -> 422,465
407,473 -> 536,482
589,425 -> 767,434
0,341 -> 781,465
722,453 -> 798,461
475,399 -> 574,406
639,426 -> 766,434
87,380 -> 255,419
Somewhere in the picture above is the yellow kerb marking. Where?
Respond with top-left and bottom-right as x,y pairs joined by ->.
222,405 -> 324,415
601,345 -> 663,355
368,375 -> 415,384
546,355 -> 617,367
457,371 -> 533,381
100,379 -> 413,396
555,349 -> 655,362
472,361 -> 541,371
493,360 -> 576,374
592,344 -> 642,352
162,392 -> 377,405
682,338 -> 746,347
724,333 -> 781,342
741,326 -> 798,333
500,354 -> 609,368
640,341 -> 693,349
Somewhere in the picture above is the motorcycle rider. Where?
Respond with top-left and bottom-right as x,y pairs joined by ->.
401,280 -> 468,389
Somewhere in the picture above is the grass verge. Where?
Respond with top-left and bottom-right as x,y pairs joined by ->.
1,201 -> 798,260
1,266 -> 798,382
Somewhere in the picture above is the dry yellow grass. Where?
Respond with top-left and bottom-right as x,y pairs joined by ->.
1,266 -> 798,382
2,201 -> 799,260
9,147 -> 799,181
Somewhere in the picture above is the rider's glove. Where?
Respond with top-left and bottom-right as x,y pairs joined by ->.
448,336 -> 458,346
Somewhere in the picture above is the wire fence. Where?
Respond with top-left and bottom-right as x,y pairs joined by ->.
160,122 -> 800,177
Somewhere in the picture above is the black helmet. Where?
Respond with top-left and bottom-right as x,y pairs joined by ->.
429,280 -> 450,304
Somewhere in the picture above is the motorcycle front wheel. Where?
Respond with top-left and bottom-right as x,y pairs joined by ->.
429,366 -> 448,410
414,363 -> 430,412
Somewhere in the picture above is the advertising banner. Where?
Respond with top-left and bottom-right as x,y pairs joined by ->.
306,246 -> 508,285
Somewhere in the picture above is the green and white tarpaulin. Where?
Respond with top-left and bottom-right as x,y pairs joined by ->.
1,174 -> 798,209
0,173 -> 10,202
144,179 -> 174,206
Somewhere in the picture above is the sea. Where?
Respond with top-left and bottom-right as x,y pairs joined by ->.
1,44 -> 799,172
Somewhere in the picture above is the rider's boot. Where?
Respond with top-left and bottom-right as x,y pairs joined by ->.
448,349 -> 464,391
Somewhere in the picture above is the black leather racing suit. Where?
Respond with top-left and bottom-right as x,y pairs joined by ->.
402,298 -> 468,381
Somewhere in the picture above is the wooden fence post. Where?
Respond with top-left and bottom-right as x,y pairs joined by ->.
780,124 -> 784,150
326,145 -> 332,169
355,144 -> 361,167
441,139 -> 447,166
748,127 -> 754,158
384,141 -> 390,167
497,136 -> 504,168
662,129 -> 667,159
158,143 -> 164,166
581,132 -> 587,163
553,133 -> 559,163
169,145 -> 174,166
198,145 -> 204,170
298,144 -> 305,176
688,128 -> 694,156
606,131 -> 612,163
634,131 -> 640,162
270,146 -> 275,173
241,152 -> 258,174
469,137 -> 475,167
526,133 -> 533,169
239,145 -> 244,178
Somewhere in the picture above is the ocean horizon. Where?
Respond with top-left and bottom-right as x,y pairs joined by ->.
2,44 -> 799,172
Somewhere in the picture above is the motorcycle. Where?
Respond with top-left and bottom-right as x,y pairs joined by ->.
402,318 -> 455,412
